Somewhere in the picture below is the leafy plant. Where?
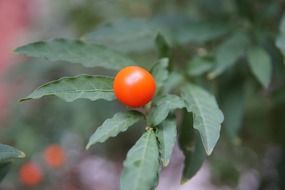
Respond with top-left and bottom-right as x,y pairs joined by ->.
13,0 -> 285,189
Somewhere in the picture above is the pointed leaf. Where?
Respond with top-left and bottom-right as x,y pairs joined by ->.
15,39 -> 135,70
156,119 -> 177,167
149,95 -> 185,126
155,33 -> 170,57
181,84 -> 224,155
120,130 -> 160,190
21,75 -> 115,102
151,58 -> 169,91
209,32 -> 250,79
248,47 -> 272,88
0,144 -> 25,163
181,131 -> 206,183
86,111 -> 143,149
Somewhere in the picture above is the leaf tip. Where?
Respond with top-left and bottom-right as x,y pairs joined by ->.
18,151 -> 26,158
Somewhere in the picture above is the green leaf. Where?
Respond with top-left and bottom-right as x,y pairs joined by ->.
187,56 -> 214,76
83,18 -> 164,53
181,84 -> 224,155
149,95 -> 185,126
222,84 -> 245,141
181,131 -> 206,183
208,32 -> 250,79
0,162 -> 11,183
15,39 -> 135,70
176,21 -> 229,44
86,111 -> 143,149
276,35 -> 285,56
155,33 -> 170,57
156,119 -> 177,167
21,75 -> 115,102
0,144 -> 25,163
178,111 -> 206,183
247,47 -> 272,88
120,130 -> 160,190
161,72 -> 184,94
151,58 -> 169,91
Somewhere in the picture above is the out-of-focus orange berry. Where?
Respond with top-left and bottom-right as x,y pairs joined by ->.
19,161 -> 43,187
44,144 -> 65,168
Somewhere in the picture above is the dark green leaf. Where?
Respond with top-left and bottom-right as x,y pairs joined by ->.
151,58 -> 169,91
247,47 -> 272,88
156,119 -> 177,167
149,95 -> 185,126
222,84 -> 245,141
155,33 -> 170,57
0,144 -> 25,163
179,112 -> 206,183
120,130 -> 160,190
21,75 -> 115,102
0,162 -> 11,183
86,111 -> 143,149
209,32 -> 250,79
83,18 -> 164,53
181,84 -> 224,155
182,132 -> 206,183
187,56 -> 214,76
15,39 -> 135,70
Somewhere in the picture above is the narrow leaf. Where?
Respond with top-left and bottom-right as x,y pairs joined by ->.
181,84 -> 224,155
86,111 -> 143,149
178,112 -> 206,183
149,95 -> 185,126
120,130 -> 160,190
181,132 -> 206,183
156,119 -> 177,167
208,32 -> 250,79
222,84 -> 245,141
248,47 -> 272,88
0,144 -> 25,163
15,39 -> 135,70
151,58 -> 169,91
155,33 -> 170,57
21,75 -> 115,102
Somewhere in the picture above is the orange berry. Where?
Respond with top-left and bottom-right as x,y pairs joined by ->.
19,161 -> 43,187
44,144 -> 65,168
113,66 -> 156,108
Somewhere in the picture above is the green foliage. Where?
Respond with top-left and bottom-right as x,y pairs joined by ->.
86,111 -> 143,149
149,95 -> 185,126
13,1 -> 285,189
0,144 -> 24,183
156,119 -> 177,167
247,47 -> 272,88
21,75 -> 115,102
120,130 -> 160,190
0,144 -> 25,163
16,39 -> 135,70
181,84 -> 224,155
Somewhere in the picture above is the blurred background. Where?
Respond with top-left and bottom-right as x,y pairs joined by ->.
0,0 -> 285,189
